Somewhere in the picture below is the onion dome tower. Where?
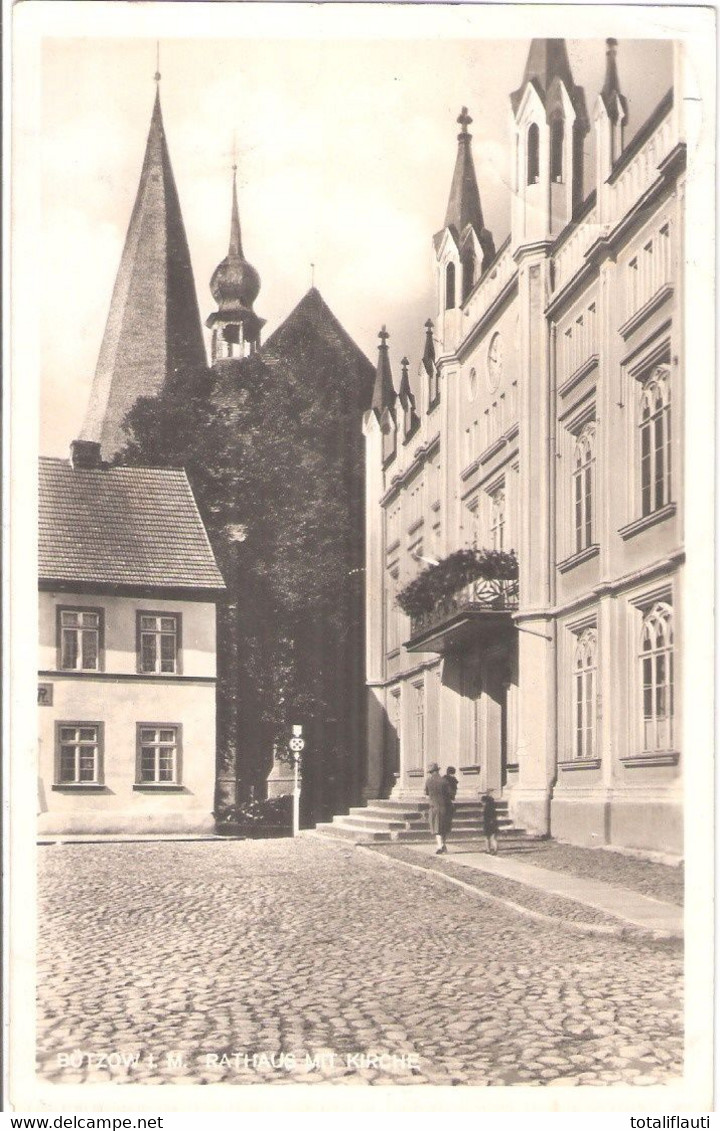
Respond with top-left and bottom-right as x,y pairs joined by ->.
206,167 -> 265,364
80,80 -> 207,461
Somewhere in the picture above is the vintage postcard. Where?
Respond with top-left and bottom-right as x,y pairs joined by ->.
6,0 -> 715,1115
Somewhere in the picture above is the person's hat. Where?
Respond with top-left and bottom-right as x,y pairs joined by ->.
428,762 -> 440,772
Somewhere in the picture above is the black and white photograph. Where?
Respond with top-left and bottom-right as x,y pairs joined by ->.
5,0 -> 715,1115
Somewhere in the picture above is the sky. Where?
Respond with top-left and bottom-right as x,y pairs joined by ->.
37,28 -> 672,455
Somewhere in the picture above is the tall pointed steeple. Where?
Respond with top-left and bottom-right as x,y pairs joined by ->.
440,108 -> 495,273
207,166 -> 265,365
80,83 -> 206,460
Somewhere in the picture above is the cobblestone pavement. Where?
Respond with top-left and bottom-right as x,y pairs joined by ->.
37,838 -> 683,1088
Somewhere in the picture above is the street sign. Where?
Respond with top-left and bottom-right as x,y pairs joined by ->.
289,736 -> 305,753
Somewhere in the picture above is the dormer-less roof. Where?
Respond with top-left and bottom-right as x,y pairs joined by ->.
39,458 -> 225,593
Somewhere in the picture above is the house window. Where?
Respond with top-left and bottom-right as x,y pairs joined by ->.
639,367 -> 671,516
138,613 -> 179,674
527,123 -> 540,184
445,263 -> 456,310
57,723 -> 102,784
573,628 -> 597,759
640,602 -> 674,751
59,608 -> 101,671
550,118 -> 564,182
490,489 -> 506,551
137,725 -> 181,784
573,421 -> 596,552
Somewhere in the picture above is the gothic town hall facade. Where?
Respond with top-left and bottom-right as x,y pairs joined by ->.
363,39 -> 685,854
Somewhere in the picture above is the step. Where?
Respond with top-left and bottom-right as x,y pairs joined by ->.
313,822 -> 392,842
339,814 -> 410,829
348,807 -> 425,823
369,797 -> 508,811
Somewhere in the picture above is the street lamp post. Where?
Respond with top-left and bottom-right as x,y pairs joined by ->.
288,724 -> 305,838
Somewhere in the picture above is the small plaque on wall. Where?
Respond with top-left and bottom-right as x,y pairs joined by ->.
38,683 -> 53,706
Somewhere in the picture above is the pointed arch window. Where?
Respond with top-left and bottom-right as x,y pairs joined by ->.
461,248 -> 475,303
640,602 -> 673,751
640,367 -> 671,516
573,627 -> 597,759
490,488 -> 506,551
573,421 -> 596,553
550,118 -> 564,183
445,262 -> 456,310
527,123 -> 540,185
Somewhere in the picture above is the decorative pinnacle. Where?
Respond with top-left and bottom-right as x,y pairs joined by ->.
425,318 -> 434,330
379,326 -> 390,345
457,106 -> 472,135
401,356 -> 409,369
154,41 -> 161,84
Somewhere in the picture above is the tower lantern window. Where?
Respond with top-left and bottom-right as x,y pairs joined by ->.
527,123 -> 540,185
551,118 -> 564,183
445,262 -> 456,310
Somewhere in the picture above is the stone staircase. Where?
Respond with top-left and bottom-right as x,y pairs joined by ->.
313,797 -> 543,848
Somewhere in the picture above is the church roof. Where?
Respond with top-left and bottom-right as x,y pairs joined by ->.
212,287 -> 375,411
80,89 -> 207,462
39,457 -> 225,592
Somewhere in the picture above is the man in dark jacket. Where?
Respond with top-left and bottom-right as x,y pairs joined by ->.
482,789 -> 499,855
425,763 -> 452,854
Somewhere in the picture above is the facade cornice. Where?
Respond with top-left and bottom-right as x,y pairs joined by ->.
512,240 -> 553,265
546,145 -> 685,321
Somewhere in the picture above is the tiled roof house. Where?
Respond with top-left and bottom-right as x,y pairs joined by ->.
38,443 -> 225,835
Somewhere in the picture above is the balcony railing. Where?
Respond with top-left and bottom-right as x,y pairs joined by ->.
407,578 -> 519,654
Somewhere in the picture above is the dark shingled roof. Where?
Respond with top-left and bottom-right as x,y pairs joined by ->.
39,458 -> 225,592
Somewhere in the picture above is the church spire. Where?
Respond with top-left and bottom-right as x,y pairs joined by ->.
371,326 -> 396,417
442,107 -> 496,272
444,108 -> 484,239
600,38 -> 629,143
229,165 -> 243,258
601,39 -> 627,117
80,85 -> 206,460
207,165 -> 265,364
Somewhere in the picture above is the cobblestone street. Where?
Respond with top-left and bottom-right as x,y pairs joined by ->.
37,837 -> 683,1087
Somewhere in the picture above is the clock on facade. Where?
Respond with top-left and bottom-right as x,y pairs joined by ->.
487,332 -> 503,391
